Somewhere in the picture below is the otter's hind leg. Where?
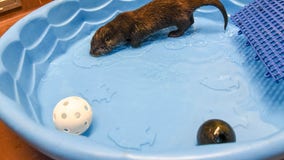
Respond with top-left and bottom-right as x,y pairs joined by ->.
168,14 -> 194,37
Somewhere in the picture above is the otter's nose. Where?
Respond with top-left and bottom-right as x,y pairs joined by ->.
90,47 -> 106,57
90,48 -> 100,57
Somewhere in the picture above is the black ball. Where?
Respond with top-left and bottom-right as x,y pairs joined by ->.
197,119 -> 236,145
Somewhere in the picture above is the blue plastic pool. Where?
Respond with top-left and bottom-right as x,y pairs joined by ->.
0,0 -> 284,159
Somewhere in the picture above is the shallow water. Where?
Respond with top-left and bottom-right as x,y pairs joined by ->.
37,16 -> 283,152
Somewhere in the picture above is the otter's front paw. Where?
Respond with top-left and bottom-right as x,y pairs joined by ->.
130,40 -> 141,48
168,30 -> 184,37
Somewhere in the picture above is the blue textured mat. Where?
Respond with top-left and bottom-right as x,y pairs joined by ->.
232,0 -> 284,81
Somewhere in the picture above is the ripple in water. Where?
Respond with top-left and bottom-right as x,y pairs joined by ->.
200,75 -> 240,92
108,126 -> 156,150
72,36 -> 119,69
81,84 -> 117,104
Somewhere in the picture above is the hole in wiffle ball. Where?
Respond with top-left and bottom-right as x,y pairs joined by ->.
84,105 -> 89,111
61,113 -> 67,119
63,101 -> 69,106
75,112 -> 81,119
84,121 -> 88,125
64,128 -> 69,132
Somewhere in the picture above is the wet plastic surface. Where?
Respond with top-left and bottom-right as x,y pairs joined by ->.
0,0 -> 284,159
232,0 -> 284,81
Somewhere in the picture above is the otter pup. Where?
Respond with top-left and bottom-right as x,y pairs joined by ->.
90,0 -> 228,57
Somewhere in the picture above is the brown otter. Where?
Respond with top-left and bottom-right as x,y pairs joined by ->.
90,0 -> 228,57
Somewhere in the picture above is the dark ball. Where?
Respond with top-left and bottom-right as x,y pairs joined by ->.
197,119 -> 236,145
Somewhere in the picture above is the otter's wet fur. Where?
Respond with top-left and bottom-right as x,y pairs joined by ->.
90,0 -> 228,57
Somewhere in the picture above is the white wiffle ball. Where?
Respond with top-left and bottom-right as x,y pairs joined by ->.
53,96 -> 92,135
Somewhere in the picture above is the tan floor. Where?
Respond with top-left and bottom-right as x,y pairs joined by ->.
0,121 -> 53,160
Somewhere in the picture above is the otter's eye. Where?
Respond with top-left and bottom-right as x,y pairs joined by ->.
105,37 -> 111,42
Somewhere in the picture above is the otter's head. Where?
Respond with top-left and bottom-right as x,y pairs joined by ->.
90,22 -> 125,57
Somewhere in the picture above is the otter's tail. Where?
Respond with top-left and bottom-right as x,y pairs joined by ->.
201,0 -> 228,30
